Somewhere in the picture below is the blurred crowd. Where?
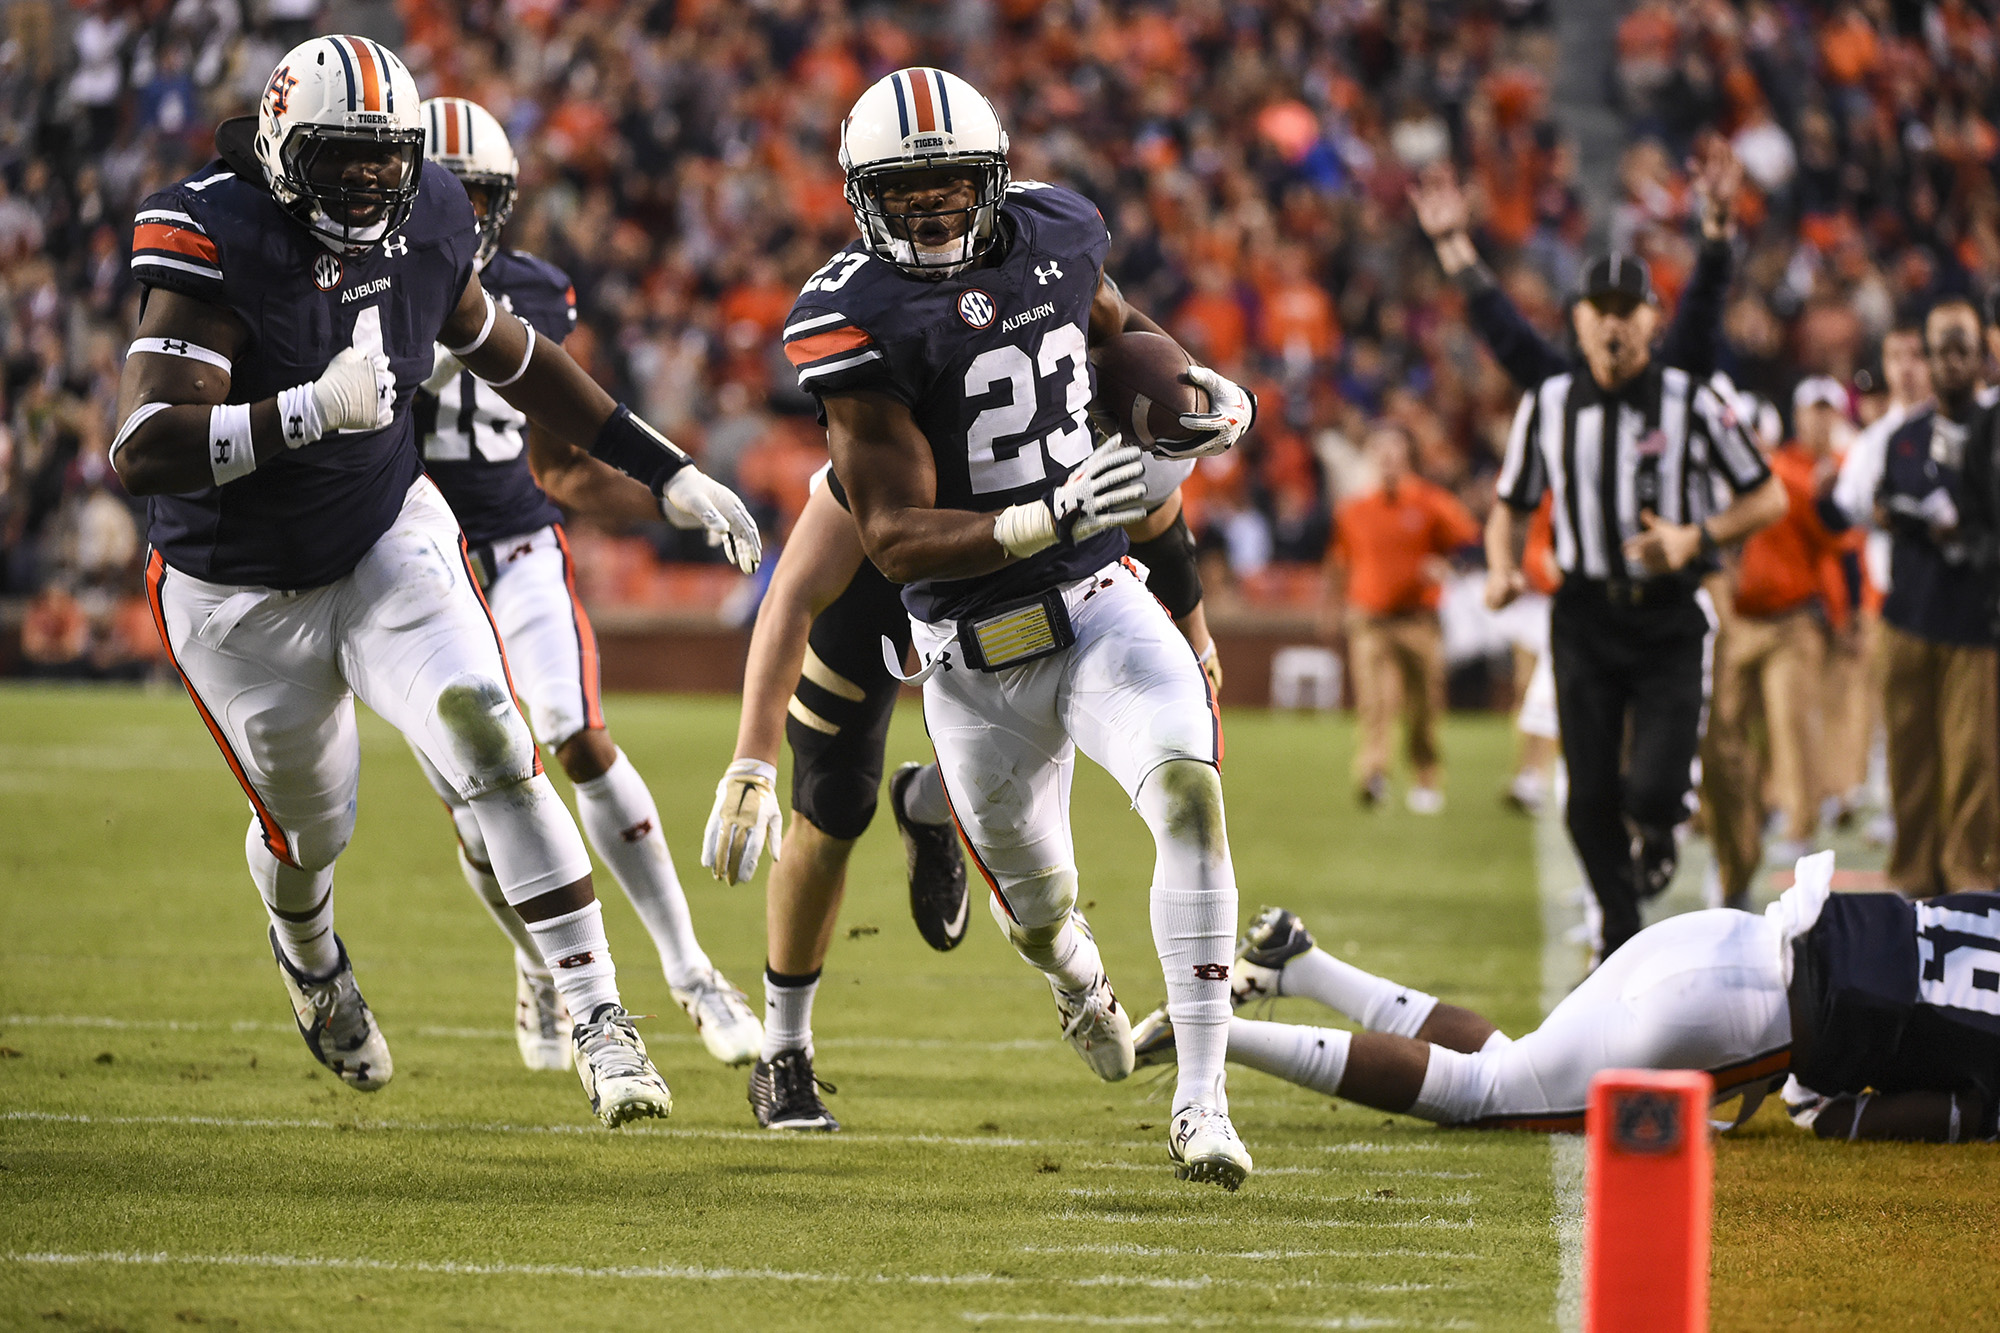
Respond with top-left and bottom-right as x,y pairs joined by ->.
3,0 -> 1999,688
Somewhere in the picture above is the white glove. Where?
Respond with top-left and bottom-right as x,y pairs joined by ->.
1053,435 -> 1149,540
1917,487 -> 1961,532
421,345 -> 463,396
701,758 -> 783,884
1164,366 -> 1257,459
662,466 -> 764,574
310,343 -> 396,436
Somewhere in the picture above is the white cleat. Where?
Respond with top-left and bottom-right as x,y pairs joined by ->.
1052,972 -> 1134,1082
670,967 -> 763,1066
515,960 -> 573,1072
269,929 -> 393,1091
1168,1104 -> 1252,1191
571,1003 -> 674,1127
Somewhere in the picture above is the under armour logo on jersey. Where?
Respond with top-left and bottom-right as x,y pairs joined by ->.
620,819 -> 654,844
383,233 -> 410,258
1034,261 -> 1063,285
313,254 -> 342,291
1191,963 -> 1231,981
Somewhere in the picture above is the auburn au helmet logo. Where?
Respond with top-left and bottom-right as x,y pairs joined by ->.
265,65 -> 297,118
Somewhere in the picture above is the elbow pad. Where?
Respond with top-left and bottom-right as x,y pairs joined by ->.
1128,511 -> 1203,618
590,404 -> 692,493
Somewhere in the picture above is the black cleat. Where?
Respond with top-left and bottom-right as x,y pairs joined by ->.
749,1048 -> 840,1132
1357,773 -> 1387,808
1634,827 -> 1678,902
890,762 -> 969,952
1231,906 -> 1317,1008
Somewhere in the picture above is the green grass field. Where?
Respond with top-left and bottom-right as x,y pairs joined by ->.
1,684 -> 1993,1332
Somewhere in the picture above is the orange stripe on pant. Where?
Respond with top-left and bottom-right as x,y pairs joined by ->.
144,551 -> 298,869
456,536 -> 543,777
551,524 -> 605,733
932,753 -> 1009,919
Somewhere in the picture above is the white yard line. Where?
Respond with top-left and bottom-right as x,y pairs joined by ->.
0,1014 -> 1044,1053
959,1315 -> 1410,1330
0,1249 -> 1336,1293
1533,803 -> 1588,1333
1018,1244 -> 1482,1261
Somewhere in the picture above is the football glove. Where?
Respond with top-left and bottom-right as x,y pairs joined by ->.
306,343 -> 396,439
1162,366 -> 1257,459
701,759 -> 783,884
662,467 -> 764,574
1053,435 -> 1149,540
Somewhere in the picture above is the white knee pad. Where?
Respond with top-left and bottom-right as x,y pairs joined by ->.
431,672 -> 538,799
247,792 -> 355,877
990,865 -> 1078,948
466,773 -> 593,905
246,821 -> 337,913
1136,758 -> 1226,855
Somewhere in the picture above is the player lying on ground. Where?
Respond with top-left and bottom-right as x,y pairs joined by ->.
410,96 -> 759,1073
1132,853 -> 1997,1142
795,68 -> 1257,1188
111,37 -> 758,1127
703,455 -> 1221,1131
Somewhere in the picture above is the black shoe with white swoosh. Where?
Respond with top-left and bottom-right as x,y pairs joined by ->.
891,762 -> 970,952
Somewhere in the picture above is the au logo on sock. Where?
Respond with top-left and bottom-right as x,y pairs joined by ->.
1191,963 -> 1231,981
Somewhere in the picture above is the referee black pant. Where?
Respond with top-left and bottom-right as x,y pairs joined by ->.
1550,581 -> 1713,955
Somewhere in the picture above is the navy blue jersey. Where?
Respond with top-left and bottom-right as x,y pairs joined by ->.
1791,891 -> 2000,1125
131,156 -> 480,589
417,248 -> 575,546
1878,408 -> 1997,645
785,181 -> 1123,623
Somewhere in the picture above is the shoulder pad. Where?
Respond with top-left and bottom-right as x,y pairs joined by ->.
129,163 -> 255,302
399,162 -> 479,251
488,249 -> 578,341
1003,181 -> 1109,243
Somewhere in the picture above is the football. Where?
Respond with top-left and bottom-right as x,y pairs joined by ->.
1091,330 -> 1212,455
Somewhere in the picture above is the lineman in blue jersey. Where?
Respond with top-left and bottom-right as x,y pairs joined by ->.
1132,852 -> 2000,1144
111,37 -> 761,1129
787,69 -> 1260,1188
411,96 -> 761,1073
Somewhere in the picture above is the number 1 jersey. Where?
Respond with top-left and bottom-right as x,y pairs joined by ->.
130,149 -> 480,589
784,181 -> 1120,623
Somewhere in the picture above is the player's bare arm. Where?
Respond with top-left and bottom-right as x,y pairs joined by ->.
1088,271 -> 1171,343
112,289 -> 389,495
524,424 -> 662,527
703,484 -> 869,885
734,486 -> 870,768
825,389 -> 1016,583
443,272 -> 762,571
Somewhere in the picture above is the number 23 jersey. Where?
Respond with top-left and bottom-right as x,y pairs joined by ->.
785,181 -> 1118,624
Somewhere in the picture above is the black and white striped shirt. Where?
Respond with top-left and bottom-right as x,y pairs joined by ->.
1497,365 -> 1771,581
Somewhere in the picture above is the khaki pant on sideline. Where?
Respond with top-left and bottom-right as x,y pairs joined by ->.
1880,621 -> 2000,894
1819,608 -> 1875,807
1714,608 -> 1826,849
1348,610 -> 1445,787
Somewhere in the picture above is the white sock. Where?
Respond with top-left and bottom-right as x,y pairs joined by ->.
247,830 -> 340,976
1227,1018 -> 1352,1096
1281,947 -> 1438,1038
459,847 -> 548,978
994,893 -> 1106,994
762,967 -> 819,1060
1136,763 -> 1237,1115
524,901 -> 621,1022
572,751 -> 712,990
902,762 -> 953,825
1410,1043 -> 1490,1125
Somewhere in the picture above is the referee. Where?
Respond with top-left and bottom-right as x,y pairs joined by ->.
1486,254 -> 1787,963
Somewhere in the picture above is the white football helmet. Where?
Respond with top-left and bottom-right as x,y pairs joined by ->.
840,68 -> 1009,280
421,96 -> 517,269
254,35 -> 425,256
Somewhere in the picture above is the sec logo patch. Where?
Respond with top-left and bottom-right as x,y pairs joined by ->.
957,289 -> 995,329
313,254 -> 343,292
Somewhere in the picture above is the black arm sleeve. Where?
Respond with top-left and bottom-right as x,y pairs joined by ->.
1456,265 -> 1569,389
1655,238 -> 1733,377
1129,511 -> 1203,619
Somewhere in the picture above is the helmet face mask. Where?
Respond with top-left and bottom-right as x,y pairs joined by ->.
840,69 -> 1010,282
255,35 -> 425,257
